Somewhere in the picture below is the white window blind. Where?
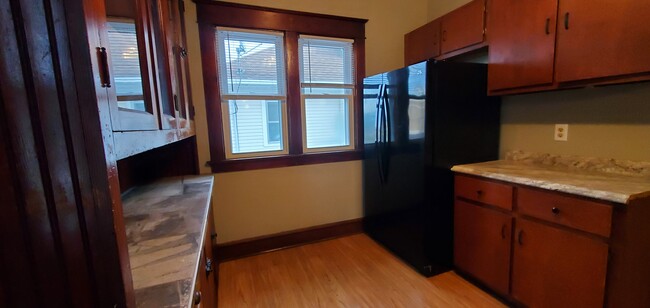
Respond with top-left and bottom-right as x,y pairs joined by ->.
216,28 -> 288,157
106,19 -> 146,111
299,35 -> 355,151
217,28 -> 286,97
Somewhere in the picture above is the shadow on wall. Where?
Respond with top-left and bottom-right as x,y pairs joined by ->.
501,81 -> 650,124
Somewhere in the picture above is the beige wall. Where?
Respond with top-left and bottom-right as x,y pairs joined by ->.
184,0 -> 430,243
427,0 -> 471,20
500,82 -> 650,161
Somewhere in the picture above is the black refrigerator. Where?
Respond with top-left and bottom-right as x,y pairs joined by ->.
362,60 -> 500,277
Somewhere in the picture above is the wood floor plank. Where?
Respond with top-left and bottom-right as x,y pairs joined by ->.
218,234 -> 506,307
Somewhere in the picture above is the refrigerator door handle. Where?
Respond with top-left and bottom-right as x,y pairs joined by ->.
381,90 -> 391,181
375,84 -> 383,144
376,84 -> 386,184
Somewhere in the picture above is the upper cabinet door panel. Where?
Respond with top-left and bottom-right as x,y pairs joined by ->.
555,0 -> 650,83
404,19 -> 441,66
440,0 -> 485,54
103,0 -> 159,131
487,0 -> 558,91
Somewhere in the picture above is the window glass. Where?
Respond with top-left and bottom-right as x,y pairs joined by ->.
106,20 -> 146,111
217,29 -> 286,96
299,36 -> 354,151
216,28 -> 288,157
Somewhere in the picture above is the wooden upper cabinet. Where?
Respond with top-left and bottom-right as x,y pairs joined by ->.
101,0 -> 160,131
555,0 -> 650,83
404,19 -> 441,65
454,201 -> 512,296
440,0 -> 486,54
487,0 -> 558,91
511,219 -> 608,308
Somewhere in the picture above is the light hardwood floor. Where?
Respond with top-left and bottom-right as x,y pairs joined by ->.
218,234 -> 506,307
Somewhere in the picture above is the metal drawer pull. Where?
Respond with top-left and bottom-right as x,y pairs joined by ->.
205,257 -> 213,275
564,12 -> 570,30
552,207 -> 560,215
545,18 -> 551,35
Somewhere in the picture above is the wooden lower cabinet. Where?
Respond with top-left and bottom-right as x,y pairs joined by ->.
195,206 -> 218,307
511,219 -> 608,308
454,201 -> 512,296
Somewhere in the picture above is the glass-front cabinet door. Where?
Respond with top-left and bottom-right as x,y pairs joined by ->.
101,0 -> 160,131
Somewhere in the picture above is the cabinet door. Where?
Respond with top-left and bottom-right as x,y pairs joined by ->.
487,0 -> 558,91
555,0 -> 650,83
512,219 -> 608,308
454,201 -> 512,296
101,0 -> 160,131
440,0 -> 485,54
170,0 -> 194,132
404,19 -> 441,65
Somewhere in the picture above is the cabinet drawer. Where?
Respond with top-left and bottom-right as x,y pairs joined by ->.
518,187 -> 613,238
455,175 -> 513,210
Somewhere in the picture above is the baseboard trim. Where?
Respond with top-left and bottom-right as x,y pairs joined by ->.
216,218 -> 364,262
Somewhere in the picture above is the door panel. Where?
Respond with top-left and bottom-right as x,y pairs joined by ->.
454,201 -> 512,295
555,0 -> 650,82
488,0 -> 558,91
441,0 -> 485,54
404,19 -> 441,65
103,0 -> 160,131
512,219 -> 608,308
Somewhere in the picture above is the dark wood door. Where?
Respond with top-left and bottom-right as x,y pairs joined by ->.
440,0 -> 485,54
555,0 -> 650,83
512,219 -> 608,308
404,19 -> 441,66
454,201 -> 512,296
487,0 -> 558,91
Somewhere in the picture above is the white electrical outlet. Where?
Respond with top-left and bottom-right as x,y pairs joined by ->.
554,124 -> 569,141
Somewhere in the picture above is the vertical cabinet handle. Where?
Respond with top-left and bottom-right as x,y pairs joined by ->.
442,30 -> 447,42
174,94 -> 179,111
564,12 -> 570,30
501,224 -> 507,239
545,18 -> 551,35
97,47 -> 111,88
517,230 -> 524,245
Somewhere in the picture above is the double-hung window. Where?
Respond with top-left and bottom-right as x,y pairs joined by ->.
299,36 -> 355,152
216,28 -> 288,158
199,2 -> 366,171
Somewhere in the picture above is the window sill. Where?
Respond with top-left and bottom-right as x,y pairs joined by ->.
208,150 -> 363,173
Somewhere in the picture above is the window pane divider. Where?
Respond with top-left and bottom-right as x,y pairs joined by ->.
300,83 -> 354,89
221,95 -> 287,101
300,94 -> 353,99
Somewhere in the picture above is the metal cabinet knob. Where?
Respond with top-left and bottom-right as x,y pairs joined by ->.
552,207 -> 560,215
193,291 -> 202,305
205,258 -> 213,275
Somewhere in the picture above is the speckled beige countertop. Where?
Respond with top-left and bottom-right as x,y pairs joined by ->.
121,175 -> 214,307
452,151 -> 650,204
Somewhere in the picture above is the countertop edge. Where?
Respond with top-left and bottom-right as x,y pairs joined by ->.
451,165 -> 631,204
185,176 -> 214,308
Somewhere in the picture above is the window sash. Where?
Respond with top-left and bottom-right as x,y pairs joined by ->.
221,99 -> 289,159
300,93 -> 355,153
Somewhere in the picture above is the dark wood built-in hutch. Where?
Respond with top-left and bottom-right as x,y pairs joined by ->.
0,0 -> 210,306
